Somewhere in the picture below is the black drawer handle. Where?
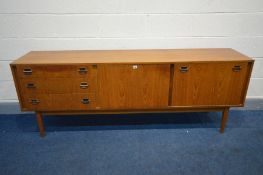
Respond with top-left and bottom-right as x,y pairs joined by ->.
78,67 -> 88,74
23,68 -> 32,75
80,82 -> 89,89
26,83 -> 36,89
180,66 -> 188,73
81,98 -> 90,104
30,99 -> 40,105
232,65 -> 241,72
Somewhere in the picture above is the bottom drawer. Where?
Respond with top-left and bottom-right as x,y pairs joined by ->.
21,93 -> 96,111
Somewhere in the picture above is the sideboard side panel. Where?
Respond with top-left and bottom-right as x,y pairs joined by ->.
10,65 -> 26,110
239,61 -> 254,105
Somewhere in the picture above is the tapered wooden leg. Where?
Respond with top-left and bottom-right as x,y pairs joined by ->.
220,108 -> 230,133
36,112 -> 45,137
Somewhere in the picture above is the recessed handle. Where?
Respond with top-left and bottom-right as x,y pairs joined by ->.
80,82 -> 89,89
232,65 -> 241,72
23,68 -> 32,75
26,83 -> 36,89
81,98 -> 90,104
30,99 -> 40,105
78,67 -> 88,74
180,66 -> 188,73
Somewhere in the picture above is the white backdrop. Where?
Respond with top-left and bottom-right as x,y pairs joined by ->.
0,0 -> 263,102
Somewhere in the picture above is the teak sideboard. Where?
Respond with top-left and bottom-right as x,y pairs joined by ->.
10,48 -> 254,137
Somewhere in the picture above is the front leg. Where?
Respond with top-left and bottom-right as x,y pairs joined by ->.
220,107 -> 230,133
36,112 -> 45,137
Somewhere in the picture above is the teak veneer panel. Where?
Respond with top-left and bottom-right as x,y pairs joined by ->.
22,93 -> 96,111
11,48 -> 252,65
171,62 -> 250,106
19,77 -> 96,94
16,65 -> 97,78
97,64 -> 170,109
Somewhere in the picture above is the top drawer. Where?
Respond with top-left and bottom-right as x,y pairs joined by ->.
16,65 -> 97,78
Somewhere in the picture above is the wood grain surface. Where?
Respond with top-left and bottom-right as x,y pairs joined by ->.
171,62 -> 249,106
11,48 -> 252,65
97,64 -> 170,109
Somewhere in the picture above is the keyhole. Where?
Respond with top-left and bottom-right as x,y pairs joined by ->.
132,65 -> 138,69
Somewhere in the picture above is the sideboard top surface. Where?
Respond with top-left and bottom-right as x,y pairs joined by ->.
11,48 -> 253,65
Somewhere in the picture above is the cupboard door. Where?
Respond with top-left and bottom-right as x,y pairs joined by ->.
171,62 -> 249,106
97,64 -> 170,109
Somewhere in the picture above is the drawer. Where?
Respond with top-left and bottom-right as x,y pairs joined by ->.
16,65 -> 97,78
21,93 -> 96,111
20,77 -> 96,94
